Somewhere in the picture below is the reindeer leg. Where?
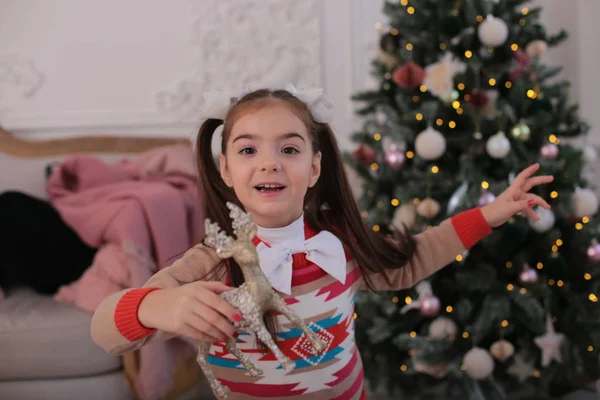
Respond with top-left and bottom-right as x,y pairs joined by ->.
270,295 -> 327,354
225,337 -> 263,377
249,319 -> 295,373
196,341 -> 230,400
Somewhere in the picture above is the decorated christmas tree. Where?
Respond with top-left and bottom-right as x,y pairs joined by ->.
345,0 -> 600,399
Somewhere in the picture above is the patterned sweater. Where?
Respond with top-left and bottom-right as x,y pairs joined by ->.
91,208 -> 491,399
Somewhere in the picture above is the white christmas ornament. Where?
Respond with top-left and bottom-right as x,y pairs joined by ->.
534,314 -> 565,367
507,354 -> 535,383
573,187 -> 599,218
429,317 -> 458,339
463,347 -> 495,380
392,203 -> 417,230
486,131 -> 511,159
526,40 -> 548,57
415,127 -> 446,160
489,340 -> 515,362
401,281 -> 434,314
423,53 -> 466,102
477,16 -> 509,47
528,207 -> 555,233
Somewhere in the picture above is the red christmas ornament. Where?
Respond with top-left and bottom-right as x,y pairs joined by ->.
352,144 -> 376,166
510,50 -> 530,81
392,61 -> 425,89
468,89 -> 489,109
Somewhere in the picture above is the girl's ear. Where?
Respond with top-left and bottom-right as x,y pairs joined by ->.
308,151 -> 322,188
219,153 -> 233,187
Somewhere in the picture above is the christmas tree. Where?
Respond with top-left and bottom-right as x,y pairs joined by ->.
345,0 -> 600,399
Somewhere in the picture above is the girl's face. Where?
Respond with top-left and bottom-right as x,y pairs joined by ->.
219,101 -> 321,228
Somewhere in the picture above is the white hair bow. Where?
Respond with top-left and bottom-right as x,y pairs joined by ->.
199,84 -> 335,124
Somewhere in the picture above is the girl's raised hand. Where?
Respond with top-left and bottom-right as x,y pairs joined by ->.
481,163 -> 554,228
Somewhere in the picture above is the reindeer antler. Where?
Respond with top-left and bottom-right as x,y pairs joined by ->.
204,219 -> 233,255
226,202 -> 257,240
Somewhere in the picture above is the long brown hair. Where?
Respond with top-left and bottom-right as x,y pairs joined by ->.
196,89 -> 415,347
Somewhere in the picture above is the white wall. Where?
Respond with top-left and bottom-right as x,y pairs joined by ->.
1,0 -> 598,197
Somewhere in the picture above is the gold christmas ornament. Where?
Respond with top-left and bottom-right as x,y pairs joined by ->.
198,203 -> 326,399
510,120 -> 531,141
416,198 -> 440,219
526,39 -> 548,57
490,339 -> 515,362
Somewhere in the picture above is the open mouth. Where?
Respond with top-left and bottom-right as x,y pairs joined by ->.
255,184 -> 286,192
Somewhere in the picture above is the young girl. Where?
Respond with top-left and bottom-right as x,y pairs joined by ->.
91,86 -> 553,399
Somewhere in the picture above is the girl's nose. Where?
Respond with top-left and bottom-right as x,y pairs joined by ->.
259,152 -> 281,172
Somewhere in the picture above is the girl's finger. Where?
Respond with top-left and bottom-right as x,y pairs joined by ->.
523,175 -> 554,192
182,322 -> 222,343
512,163 -> 540,187
192,302 -> 236,339
524,193 -> 551,209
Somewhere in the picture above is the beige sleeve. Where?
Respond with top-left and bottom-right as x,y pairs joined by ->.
90,244 -> 222,355
360,218 -> 466,292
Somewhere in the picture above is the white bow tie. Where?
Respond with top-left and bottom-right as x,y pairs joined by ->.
255,230 -> 347,295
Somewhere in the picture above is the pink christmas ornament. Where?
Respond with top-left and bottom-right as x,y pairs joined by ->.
587,240 -> 600,263
420,295 -> 441,317
478,191 -> 496,207
385,150 -> 406,169
540,143 -> 559,159
518,265 -> 538,284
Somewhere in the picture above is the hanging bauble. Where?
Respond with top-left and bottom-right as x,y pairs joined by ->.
468,89 -> 489,109
463,348 -> 495,380
415,127 -> 446,160
420,295 -> 441,317
510,120 -> 531,141
385,150 -> 406,170
486,131 -> 511,159
380,32 -> 400,53
411,353 -> 449,378
429,316 -> 458,339
478,190 -> 496,207
573,187 -> 599,218
392,203 -> 417,230
528,207 -> 555,233
377,48 -> 399,70
392,61 -> 425,89
584,145 -> 598,164
477,15 -> 509,47
442,12 -> 463,38
586,239 -> 600,263
518,264 -> 538,284
423,53 -> 467,102
490,340 -> 515,363
530,98 -> 553,114
540,143 -> 559,159
417,198 -> 441,219
526,40 -> 548,58
352,144 -> 376,167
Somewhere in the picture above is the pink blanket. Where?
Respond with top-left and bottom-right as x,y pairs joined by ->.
47,144 -> 203,400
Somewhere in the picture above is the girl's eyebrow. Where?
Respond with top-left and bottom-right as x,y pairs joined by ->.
232,132 -> 306,143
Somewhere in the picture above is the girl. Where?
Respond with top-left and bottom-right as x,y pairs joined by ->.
91,87 -> 553,399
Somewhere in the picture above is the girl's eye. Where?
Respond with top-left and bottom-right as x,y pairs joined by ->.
282,147 -> 299,154
239,147 -> 255,155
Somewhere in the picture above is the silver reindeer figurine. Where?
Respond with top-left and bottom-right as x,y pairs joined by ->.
197,202 -> 327,400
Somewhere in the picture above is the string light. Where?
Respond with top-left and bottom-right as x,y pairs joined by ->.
449,121 -> 456,128
506,261 -> 513,269
557,280 -> 564,287
549,279 -> 555,286
550,191 -> 558,198
413,95 -> 420,102
584,273 -> 592,280
410,331 -> 417,337
406,151 -> 415,159
392,296 -> 399,303
583,216 -> 590,223
556,239 -> 563,246
413,198 -> 420,205
436,118 -> 444,126
589,294 -> 598,303
522,7 -> 529,15
416,113 -> 424,121
457,83 -> 465,90
549,134 -> 558,143
439,43 -> 447,50
400,365 -> 408,371
537,262 -> 544,270
588,346 -> 594,352
375,22 -> 383,30
373,133 -> 382,141
464,94 -> 471,101
370,162 -> 379,171
465,50 -> 473,58
533,370 -> 541,378
406,43 -> 414,51
407,6 -> 415,14
420,85 -> 427,92
576,223 -> 583,230
431,165 -> 439,173
361,211 -> 369,218
391,28 -> 399,35
461,365 -> 468,371
446,306 -> 453,312
456,107 -> 464,115
511,43 -> 519,51
527,89 -> 537,99
552,244 -> 559,252
505,81 -> 513,89
391,198 -> 400,206
476,15 -> 484,22
489,78 -> 497,86
520,288 -> 527,294
507,284 -> 514,291
501,320 -> 509,328
400,0 -> 408,5
405,296 -> 412,304
353,312 -> 358,319
520,19 -> 526,26
462,332 -> 469,339
487,46 -> 494,53
377,201 -> 384,208
452,101 -> 461,109
481,181 -> 490,189
373,225 -> 380,232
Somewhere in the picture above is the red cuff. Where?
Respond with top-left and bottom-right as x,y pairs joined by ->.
114,287 -> 161,341
450,208 -> 492,249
